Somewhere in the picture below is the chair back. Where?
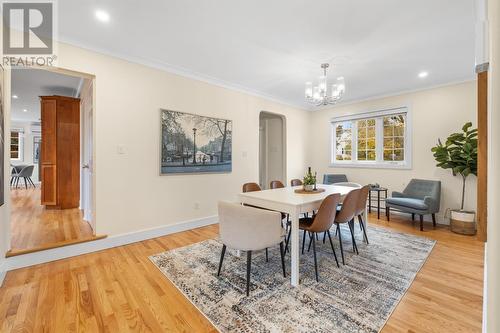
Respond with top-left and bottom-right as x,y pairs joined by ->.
403,179 -> 441,212
218,201 -> 283,251
242,182 -> 261,193
18,165 -> 34,177
323,174 -> 348,184
308,194 -> 341,233
335,182 -> 361,188
355,185 -> 370,216
270,180 -> 285,189
290,179 -> 303,186
335,189 -> 360,224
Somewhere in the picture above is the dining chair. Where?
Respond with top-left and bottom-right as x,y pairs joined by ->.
334,188 -> 361,265
297,194 -> 341,281
290,179 -> 303,186
270,180 -> 285,189
13,165 -> 35,189
242,182 -> 261,193
217,201 -> 286,296
354,185 -> 370,244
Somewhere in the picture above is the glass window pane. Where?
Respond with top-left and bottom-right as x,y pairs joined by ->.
358,139 -> 366,150
358,150 -> 366,160
367,138 -> 376,150
394,137 -> 404,149
335,122 -> 352,161
383,126 -> 393,136
358,128 -> 366,139
358,120 -> 366,128
367,126 -> 375,138
384,138 -> 394,149
367,150 -> 376,160
384,149 -> 394,161
394,125 -> 404,136
394,149 -> 404,161
367,119 -> 375,126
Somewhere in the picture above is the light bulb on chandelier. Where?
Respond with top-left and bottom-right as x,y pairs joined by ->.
305,63 -> 345,106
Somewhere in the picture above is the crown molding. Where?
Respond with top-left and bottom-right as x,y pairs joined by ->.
57,38 -> 309,111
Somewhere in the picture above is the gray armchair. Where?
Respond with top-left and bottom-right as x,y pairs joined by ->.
385,179 -> 441,231
323,174 -> 348,184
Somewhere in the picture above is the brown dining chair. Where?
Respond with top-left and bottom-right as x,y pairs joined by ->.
354,185 -> 370,244
334,189 -> 361,265
242,182 -> 261,193
270,180 -> 285,189
290,179 -> 303,186
298,193 -> 341,281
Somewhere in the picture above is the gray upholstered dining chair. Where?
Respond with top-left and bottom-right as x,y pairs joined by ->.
13,165 -> 35,189
323,174 -> 348,184
217,201 -> 286,296
385,179 -> 441,231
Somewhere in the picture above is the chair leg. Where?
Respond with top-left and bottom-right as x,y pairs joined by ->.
327,230 -> 340,268
15,177 -> 20,189
246,251 -> 252,296
432,213 -> 436,227
412,213 -> 415,221
265,248 -> 269,262
307,232 -> 314,252
301,230 -> 307,255
285,228 -> 291,253
217,244 -> 226,276
419,215 -> 424,231
29,178 -> 36,187
386,206 -> 390,221
24,177 -> 28,189
311,233 -> 319,282
348,220 -> 359,254
337,224 -> 345,265
279,242 -> 286,277
322,231 -> 326,244
358,215 -> 369,244
335,224 -> 339,237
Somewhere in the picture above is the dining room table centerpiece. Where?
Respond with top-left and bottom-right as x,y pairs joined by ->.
303,167 -> 317,192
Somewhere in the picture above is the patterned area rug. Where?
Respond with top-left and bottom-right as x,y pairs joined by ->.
150,225 -> 435,333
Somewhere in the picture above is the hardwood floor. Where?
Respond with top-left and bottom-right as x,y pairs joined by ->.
9,187 -> 99,256
0,213 -> 483,332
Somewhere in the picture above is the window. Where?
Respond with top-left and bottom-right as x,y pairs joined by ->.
331,107 -> 411,168
334,121 -> 352,161
10,130 -> 24,160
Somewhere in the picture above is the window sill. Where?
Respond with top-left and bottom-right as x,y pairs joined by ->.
329,162 -> 412,170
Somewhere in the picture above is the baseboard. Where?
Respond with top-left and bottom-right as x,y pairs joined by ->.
5,215 -> 218,272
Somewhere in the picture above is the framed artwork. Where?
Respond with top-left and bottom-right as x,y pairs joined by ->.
160,109 -> 232,174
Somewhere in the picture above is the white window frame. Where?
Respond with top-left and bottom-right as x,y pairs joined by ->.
10,128 -> 24,161
330,106 -> 412,169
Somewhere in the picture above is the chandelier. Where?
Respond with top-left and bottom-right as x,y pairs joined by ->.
305,63 -> 345,106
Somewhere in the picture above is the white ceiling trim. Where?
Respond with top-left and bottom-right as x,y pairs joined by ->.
59,38 -> 309,111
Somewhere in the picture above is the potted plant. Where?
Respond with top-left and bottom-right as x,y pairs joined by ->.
303,167 -> 317,192
431,122 -> 477,235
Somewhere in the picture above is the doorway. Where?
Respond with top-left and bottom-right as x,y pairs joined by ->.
7,67 -> 100,256
259,111 -> 286,189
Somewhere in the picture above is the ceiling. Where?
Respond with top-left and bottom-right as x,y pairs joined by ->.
57,0 -> 475,110
11,68 -> 82,122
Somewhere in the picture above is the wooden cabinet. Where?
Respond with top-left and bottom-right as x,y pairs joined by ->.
40,96 -> 80,209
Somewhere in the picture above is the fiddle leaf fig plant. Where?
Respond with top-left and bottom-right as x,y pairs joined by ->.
431,122 -> 477,210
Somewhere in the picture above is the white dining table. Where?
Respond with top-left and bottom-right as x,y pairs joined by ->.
238,183 -> 362,287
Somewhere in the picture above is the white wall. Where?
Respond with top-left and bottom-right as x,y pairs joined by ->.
1,69 -> 11,285
486,0 -> 499,331
52,42 -> 310,236
309,81 -> 477,223
10,120 -> 40,183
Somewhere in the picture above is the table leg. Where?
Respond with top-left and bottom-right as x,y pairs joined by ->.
377,191 -> 381,219
368,192 -> 372,213
290,209 -> 300,287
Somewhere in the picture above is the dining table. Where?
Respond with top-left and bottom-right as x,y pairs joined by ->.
238,183 -> 364,287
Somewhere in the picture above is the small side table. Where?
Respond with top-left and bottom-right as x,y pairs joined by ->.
368,187 -> 388,219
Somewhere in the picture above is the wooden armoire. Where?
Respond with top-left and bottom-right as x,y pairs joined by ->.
40,96 -> 80,209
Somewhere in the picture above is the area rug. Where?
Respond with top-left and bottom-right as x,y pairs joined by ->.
149,225 -> 435,333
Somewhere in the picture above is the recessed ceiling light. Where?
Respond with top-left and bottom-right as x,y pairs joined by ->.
12,94 -> 18,99
23,109 -> 27,112
95,9 -> 110,22
418,71 -> 429,78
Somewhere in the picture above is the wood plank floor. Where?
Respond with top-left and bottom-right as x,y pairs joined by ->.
0,213 -> 484,332
9,187 -> 96,254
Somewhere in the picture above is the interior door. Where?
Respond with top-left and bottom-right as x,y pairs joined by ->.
81,79 -> 94,230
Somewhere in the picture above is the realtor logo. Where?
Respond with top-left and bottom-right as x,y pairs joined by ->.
2,1 -> 57,66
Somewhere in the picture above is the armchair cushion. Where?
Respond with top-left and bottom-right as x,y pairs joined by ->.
386,197 -> 428,211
